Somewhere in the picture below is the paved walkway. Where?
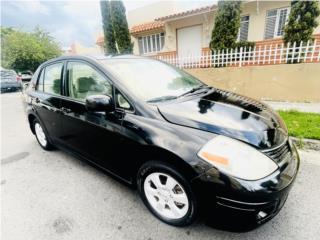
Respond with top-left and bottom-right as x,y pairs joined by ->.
264,101 -> 320,113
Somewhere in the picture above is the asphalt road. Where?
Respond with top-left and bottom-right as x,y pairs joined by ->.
1,92 -> 320,240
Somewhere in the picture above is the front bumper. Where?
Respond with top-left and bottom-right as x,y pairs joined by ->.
191,143 -> 300,229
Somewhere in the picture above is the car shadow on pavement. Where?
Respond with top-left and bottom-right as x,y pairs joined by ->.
1,152 -> 30,165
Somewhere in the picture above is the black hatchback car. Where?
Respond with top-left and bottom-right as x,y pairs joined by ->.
25,55 -> 299,228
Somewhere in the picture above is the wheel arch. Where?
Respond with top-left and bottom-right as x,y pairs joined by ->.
133,145 -> 199,184
28,113 -> 37,134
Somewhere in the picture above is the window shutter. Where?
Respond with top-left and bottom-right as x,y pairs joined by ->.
138,38 -> 143,54
276,8 -> 288,36
147,36 -> 151,52
264,9 -> 277,39
239,15 -> 250,41
160,33 -> 165,50
152,35 -> 157,52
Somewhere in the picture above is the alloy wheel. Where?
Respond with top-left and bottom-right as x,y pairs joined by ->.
35,122 -> 47,147
143,172 -> 189,220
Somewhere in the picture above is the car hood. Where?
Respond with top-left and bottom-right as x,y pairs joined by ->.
157,89 -> 288,150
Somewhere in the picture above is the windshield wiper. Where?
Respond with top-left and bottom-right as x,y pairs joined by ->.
178,85 -> 211,98
147,95 -> 178,103
147,86 -> 212,103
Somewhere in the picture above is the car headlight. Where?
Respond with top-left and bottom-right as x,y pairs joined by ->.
197,136 -> 278,180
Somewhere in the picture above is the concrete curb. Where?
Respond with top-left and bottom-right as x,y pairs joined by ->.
291,137 -> 320,151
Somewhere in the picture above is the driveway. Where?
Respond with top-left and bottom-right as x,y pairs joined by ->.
1,92 -> 320,240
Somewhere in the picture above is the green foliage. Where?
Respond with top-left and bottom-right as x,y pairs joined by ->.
110,0 -> 133,54
284,1 -> 320,44
0,27 -> 15,38
234,41 -> 255,49
1,27 -> 61,72
209,1 -> 241,50
100,0 -> 117,54
278,110 -> 320,140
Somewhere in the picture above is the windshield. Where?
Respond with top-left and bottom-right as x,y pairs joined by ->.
101,59 -> 203,102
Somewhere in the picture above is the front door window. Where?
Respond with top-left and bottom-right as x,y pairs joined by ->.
39,62 -> 63,95
66,62 -> 112,101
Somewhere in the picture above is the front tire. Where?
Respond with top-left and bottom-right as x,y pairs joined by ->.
137,161 -> 197,226
33,119 -> 53,150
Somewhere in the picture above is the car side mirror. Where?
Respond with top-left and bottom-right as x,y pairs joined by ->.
85,95 -> 114,112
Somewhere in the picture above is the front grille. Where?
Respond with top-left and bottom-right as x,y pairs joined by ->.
264,141 -> 291,166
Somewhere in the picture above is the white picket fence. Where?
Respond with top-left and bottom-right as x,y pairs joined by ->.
155,40 -> 320,68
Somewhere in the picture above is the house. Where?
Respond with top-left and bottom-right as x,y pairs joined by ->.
96,0 -> 320,59
63,42 -> 104,56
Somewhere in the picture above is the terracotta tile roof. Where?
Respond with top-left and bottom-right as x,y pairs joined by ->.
130,21 -> 165,34
155,4 -> 217,21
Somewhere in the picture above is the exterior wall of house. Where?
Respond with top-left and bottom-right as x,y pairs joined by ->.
70,42 -> 104,55
162,12 -> 215,53
162,1 -> 320,52
242,1 -> 290,42
127,1 -> 213,28
132,36 -> 139,55
128,1 -> 175,28
242,1 -> 320,41
161,0 -> 294,52
129,1 -> 320,56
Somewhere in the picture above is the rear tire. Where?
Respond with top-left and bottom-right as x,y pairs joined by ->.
33,119 -> 53,150
137,161 -> 197,226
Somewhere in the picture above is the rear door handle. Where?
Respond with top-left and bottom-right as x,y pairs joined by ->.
60,107 -> 72,113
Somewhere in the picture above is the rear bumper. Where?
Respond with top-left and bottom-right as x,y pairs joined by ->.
1,82 -> 21,92
191,143 -> 299,229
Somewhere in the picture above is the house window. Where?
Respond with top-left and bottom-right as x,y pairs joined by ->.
238,15 -> 250,41
264,7 -> 290,39
138,33 -> 164,54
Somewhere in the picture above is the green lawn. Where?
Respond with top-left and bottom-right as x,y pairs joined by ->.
278,110 -> 320,140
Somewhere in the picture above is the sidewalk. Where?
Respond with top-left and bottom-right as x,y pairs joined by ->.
264,101 -> 320,113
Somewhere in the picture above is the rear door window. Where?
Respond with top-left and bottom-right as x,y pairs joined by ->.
42,62 -> 63,95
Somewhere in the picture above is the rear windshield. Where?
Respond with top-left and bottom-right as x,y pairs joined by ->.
1,70 -> 16,82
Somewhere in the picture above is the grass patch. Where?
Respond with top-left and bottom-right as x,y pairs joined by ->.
277,110 -> 320,140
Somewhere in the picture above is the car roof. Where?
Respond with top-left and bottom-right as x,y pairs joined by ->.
44,54 -> 149,64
